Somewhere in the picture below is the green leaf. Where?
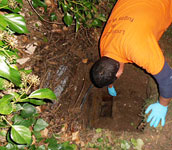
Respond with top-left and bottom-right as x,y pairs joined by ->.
91,18 -> 102,27
0,120 -> 7,127
37,145 -> 46,150
3,14 -> 29,33
21,103 -> 37,118
75,20 -> 80,32
12,114 -> 23,124
0,56 -> 21,86
32,0 -> 47,11
29,99 -> 46,105
33,131 -> 43,142
62,3 -> 68,13
15,0 -> 23,4
0,94 -> 13,114
0,147 -> 6,150
96,14 -> 106,22
34,118 -> 48,131
0,0 -> 8,8
11,125 -> 32,145
0,130 -> 7,136
50,13 -> 57,21
0,15 -> 8,30
28,88 -> 57,100
63,12 -> 73,26
0,78 -> 6,90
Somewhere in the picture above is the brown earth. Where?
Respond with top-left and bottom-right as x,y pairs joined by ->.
18,1 -> 172,149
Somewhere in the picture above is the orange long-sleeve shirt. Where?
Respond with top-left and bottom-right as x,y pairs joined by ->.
100,0 -> 172,75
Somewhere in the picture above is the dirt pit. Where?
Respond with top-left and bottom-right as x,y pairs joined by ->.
24,24 -> 151,133
82,64 -> 150,132
21,2 -> 152,133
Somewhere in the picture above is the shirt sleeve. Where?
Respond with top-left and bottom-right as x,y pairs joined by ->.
153,61 -> 172,98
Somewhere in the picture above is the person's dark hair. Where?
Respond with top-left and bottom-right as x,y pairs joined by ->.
90,56 -> 120,88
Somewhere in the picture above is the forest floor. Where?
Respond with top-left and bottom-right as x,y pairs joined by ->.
18,1 -> 172,149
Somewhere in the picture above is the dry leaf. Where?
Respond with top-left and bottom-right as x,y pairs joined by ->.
72,131 -> 80,142
82,58 -> 88,64
17,57 -> 30,65
25,44 -> 37,54
45,0 -> 52,7
63,26 -> 68,31
32,135 -> 36,145
61,123 -> 68,132
40,128 -> 49,138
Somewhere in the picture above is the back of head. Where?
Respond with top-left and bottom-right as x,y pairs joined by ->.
90,56 -> 119,88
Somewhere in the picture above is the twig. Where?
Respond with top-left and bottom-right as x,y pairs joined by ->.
80,84 -> 94,109
73,78 -> 86,108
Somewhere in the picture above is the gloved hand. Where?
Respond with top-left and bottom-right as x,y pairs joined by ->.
145,102 -> 168,128
108,86 -> 117,96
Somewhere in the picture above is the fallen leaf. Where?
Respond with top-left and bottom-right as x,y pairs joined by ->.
82,58 -> 88,64
72,131 -> 80,142
17,57 -> 30,65
25,44 -> 37,54
40,128 -> 49,138
61,123 -> 68,132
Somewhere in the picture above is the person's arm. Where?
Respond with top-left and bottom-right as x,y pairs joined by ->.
108,62 -> 124,96
159,96 -> 171,106
145,61 -> 172,128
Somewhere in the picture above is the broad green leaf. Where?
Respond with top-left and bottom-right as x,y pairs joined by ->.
12,114 -> 23,123
29,99 -> 46,105
11,125 -> 31,145
0,56 -> 21,86
15,119 -> 34,128
12,114 -> 36,127
28,88 -> 57,100
0,15 -> 8,30
34,118 -> 48,131
0,94 -> 13,114
64,12 -> 73,26
21,103 -> 37,118
19,98 -> 46,105
3,14 -> 29,33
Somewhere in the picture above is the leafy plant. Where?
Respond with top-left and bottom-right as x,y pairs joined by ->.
31,0 -> 110,31
0,0 -> 58,148
58,0 -> 107,31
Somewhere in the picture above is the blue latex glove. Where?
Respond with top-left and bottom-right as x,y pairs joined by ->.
145,102 -> 168,128
108,86 -> 117,96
